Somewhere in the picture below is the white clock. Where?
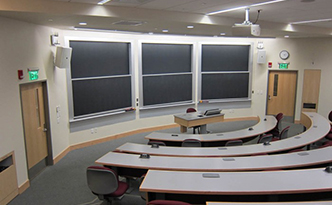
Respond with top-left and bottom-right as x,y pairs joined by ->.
279,50 -> 290,60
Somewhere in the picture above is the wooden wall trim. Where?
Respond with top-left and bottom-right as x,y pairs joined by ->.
70,124 -> 179,151
53,147 -> 71,165
18,180 -> 30,194
54,116 -> 261,163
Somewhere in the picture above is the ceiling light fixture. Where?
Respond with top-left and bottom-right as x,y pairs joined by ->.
79,22 -> 87,26
290,18 -> 332,25
98,0 -> 112,5
206,0 -> 287,15
187,25 -> 194,29
162,29 -> 169,33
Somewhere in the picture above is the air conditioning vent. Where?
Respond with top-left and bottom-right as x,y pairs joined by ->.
112,20 -> 146,26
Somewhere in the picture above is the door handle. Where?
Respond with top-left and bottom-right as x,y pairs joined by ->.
43,123 -> 48,132
268,95 -> 271,100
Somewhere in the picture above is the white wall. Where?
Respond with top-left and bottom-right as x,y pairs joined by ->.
1,15 -> 332,189
0,16 -> 70,186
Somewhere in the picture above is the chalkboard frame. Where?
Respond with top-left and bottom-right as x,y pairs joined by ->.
138,42 -> 196,109
65,37 -> 135,122
197,42 -> 253,103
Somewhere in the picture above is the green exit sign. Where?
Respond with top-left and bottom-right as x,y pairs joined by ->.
279,63 -> 289,69
28,69 -> 39,81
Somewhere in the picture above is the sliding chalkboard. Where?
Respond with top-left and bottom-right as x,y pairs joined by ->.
202,45 -> 250,72
142,44 -> 192,74
202,73 -> 249,100
70,41 -> 130,78
69,40 -> 132,118
200,44 -> 251,101
72,77 -> 131,116
143,74 -> 192,106
142,43 -> 193,107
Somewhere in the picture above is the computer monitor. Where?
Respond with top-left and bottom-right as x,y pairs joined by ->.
204,108 -> 221,116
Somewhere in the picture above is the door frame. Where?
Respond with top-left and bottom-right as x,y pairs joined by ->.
265,70 -> 298,122
20,81 -> 53,178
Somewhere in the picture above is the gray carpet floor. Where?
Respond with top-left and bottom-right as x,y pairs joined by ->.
9,120 -> 307,205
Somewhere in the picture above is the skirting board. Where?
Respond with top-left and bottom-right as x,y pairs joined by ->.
18,180 -> 30,194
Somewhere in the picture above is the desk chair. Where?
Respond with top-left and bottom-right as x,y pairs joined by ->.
225,139 -> 243,146
148,200 -> 192,205
272,126 -> 290,141
257,134 -> 273,144
186,108 -> 200,134
86,166 -> 129,205
269,112 -> 284,137
148,140 -> 166,146
319,140 -> 332,148
181,139 -> 202,147
325,111 -> 332,140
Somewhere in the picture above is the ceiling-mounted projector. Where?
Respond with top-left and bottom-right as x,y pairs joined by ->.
232,24 -> 260,37
231,8 -> 261,37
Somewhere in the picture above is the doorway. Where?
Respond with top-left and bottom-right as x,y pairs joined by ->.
266,70 -> 298,122
20,82 -> 52,179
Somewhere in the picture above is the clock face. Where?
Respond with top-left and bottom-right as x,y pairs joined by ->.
279,50 -> 290,60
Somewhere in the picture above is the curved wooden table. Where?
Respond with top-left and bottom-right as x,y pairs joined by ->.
117,113 -> 329,157
146,115 -> 276,146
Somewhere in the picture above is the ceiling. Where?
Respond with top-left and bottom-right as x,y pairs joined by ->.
1,0 -> 332,38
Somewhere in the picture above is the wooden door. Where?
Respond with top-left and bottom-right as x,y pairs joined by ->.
300,69 -> 321,124
267,71 -> 297,121
21,82 -> 48,169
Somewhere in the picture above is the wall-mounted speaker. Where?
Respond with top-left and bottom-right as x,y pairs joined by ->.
55,46 -> 72,69
257,50 -> 266,64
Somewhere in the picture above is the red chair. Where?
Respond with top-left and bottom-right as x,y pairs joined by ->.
225,139 -> 243,146
148,200 -> 192,205
186,108 -> 200,134
86,166 -> 129,205
272,126 -> 290,141
181,138 -> 202,147
287,148 -> 304,153
257,134 -> 273,144
148,140 -> 166,146
269,113 -> 284,137
319,141 -> 332,148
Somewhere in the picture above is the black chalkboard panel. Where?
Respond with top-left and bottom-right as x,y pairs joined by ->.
143,74 -> 192,106
142,44 -> 192,74
70,41 -> 130,78
202,45 -> 250,72
202,73 -> 249,100
72,77 -> 132,117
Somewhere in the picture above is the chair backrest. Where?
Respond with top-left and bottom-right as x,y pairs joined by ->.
148,200 -> 192,205
86,166 -> 119,195
275,112 -> 284,131
181,139 -> 201,147
258,134 -> 273,144
329,111 -> 332,122
186,108 -> 197,113
147,140 -> 166,146
280,126 -> 290,140
225,139 -> 243,147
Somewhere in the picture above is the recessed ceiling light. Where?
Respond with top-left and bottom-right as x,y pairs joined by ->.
290,18 -> 332,25
98,0 -> 112,5
284,35 -> 290,38
301,0 -> 315,2
220,33 -> 226,35
162,29 -> 169,33
206,0 -> 286,15
79,22 -> 87,26
187,25 -> 194,29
